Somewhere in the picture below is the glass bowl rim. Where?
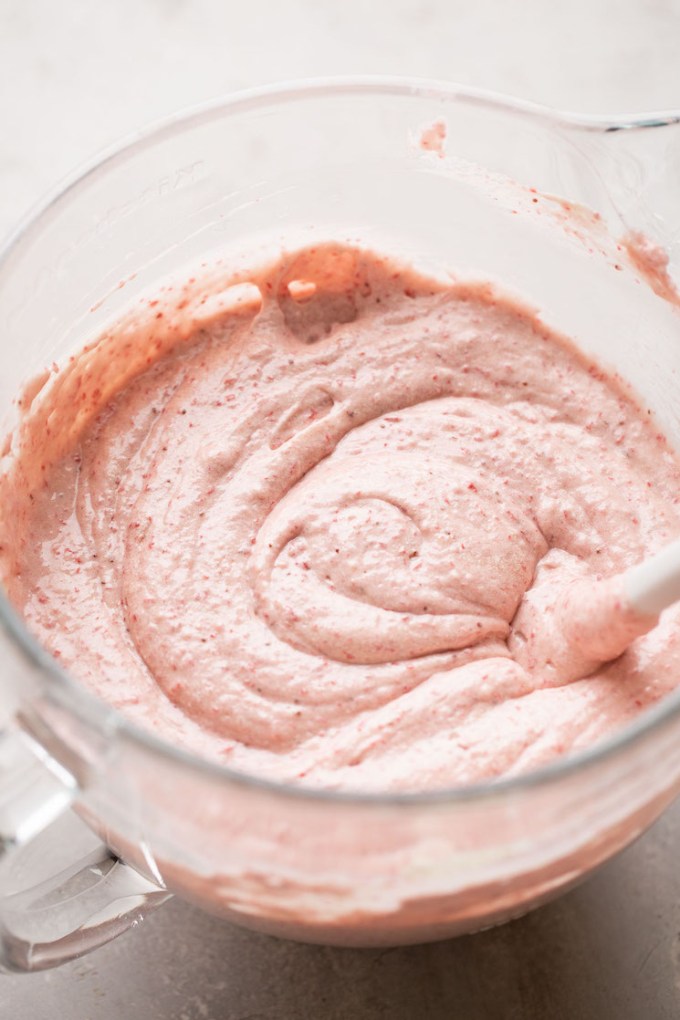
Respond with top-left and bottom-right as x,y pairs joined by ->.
2,73 -> 680,808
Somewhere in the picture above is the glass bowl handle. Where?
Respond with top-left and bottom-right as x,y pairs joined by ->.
0,726 -> 170,972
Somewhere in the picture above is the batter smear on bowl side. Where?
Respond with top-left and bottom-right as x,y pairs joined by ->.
2,242 -> 680,792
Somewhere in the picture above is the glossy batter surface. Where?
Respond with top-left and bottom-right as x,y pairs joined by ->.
2,243 -> 680,791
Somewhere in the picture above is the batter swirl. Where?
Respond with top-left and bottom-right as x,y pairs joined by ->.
2,243 -> 680,790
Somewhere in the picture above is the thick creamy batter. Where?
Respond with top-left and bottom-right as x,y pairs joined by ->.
2,242 -> 680,792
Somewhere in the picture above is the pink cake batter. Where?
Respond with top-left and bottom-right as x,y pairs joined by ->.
2,242 -> 680,793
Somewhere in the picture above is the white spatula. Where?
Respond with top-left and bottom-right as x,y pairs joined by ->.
513,537 -> 680,682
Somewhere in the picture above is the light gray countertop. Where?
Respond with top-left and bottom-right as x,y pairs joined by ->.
1,1 -> 680,1016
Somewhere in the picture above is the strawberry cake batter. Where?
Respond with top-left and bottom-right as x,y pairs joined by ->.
2,242 -> 679,792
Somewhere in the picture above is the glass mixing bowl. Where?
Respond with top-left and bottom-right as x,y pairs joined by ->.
1,78 -> 680,972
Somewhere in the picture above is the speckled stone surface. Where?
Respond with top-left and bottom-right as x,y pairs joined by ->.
1,1 -> 680,1016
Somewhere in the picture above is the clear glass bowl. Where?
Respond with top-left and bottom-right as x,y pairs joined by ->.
1,78 -> 680,971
